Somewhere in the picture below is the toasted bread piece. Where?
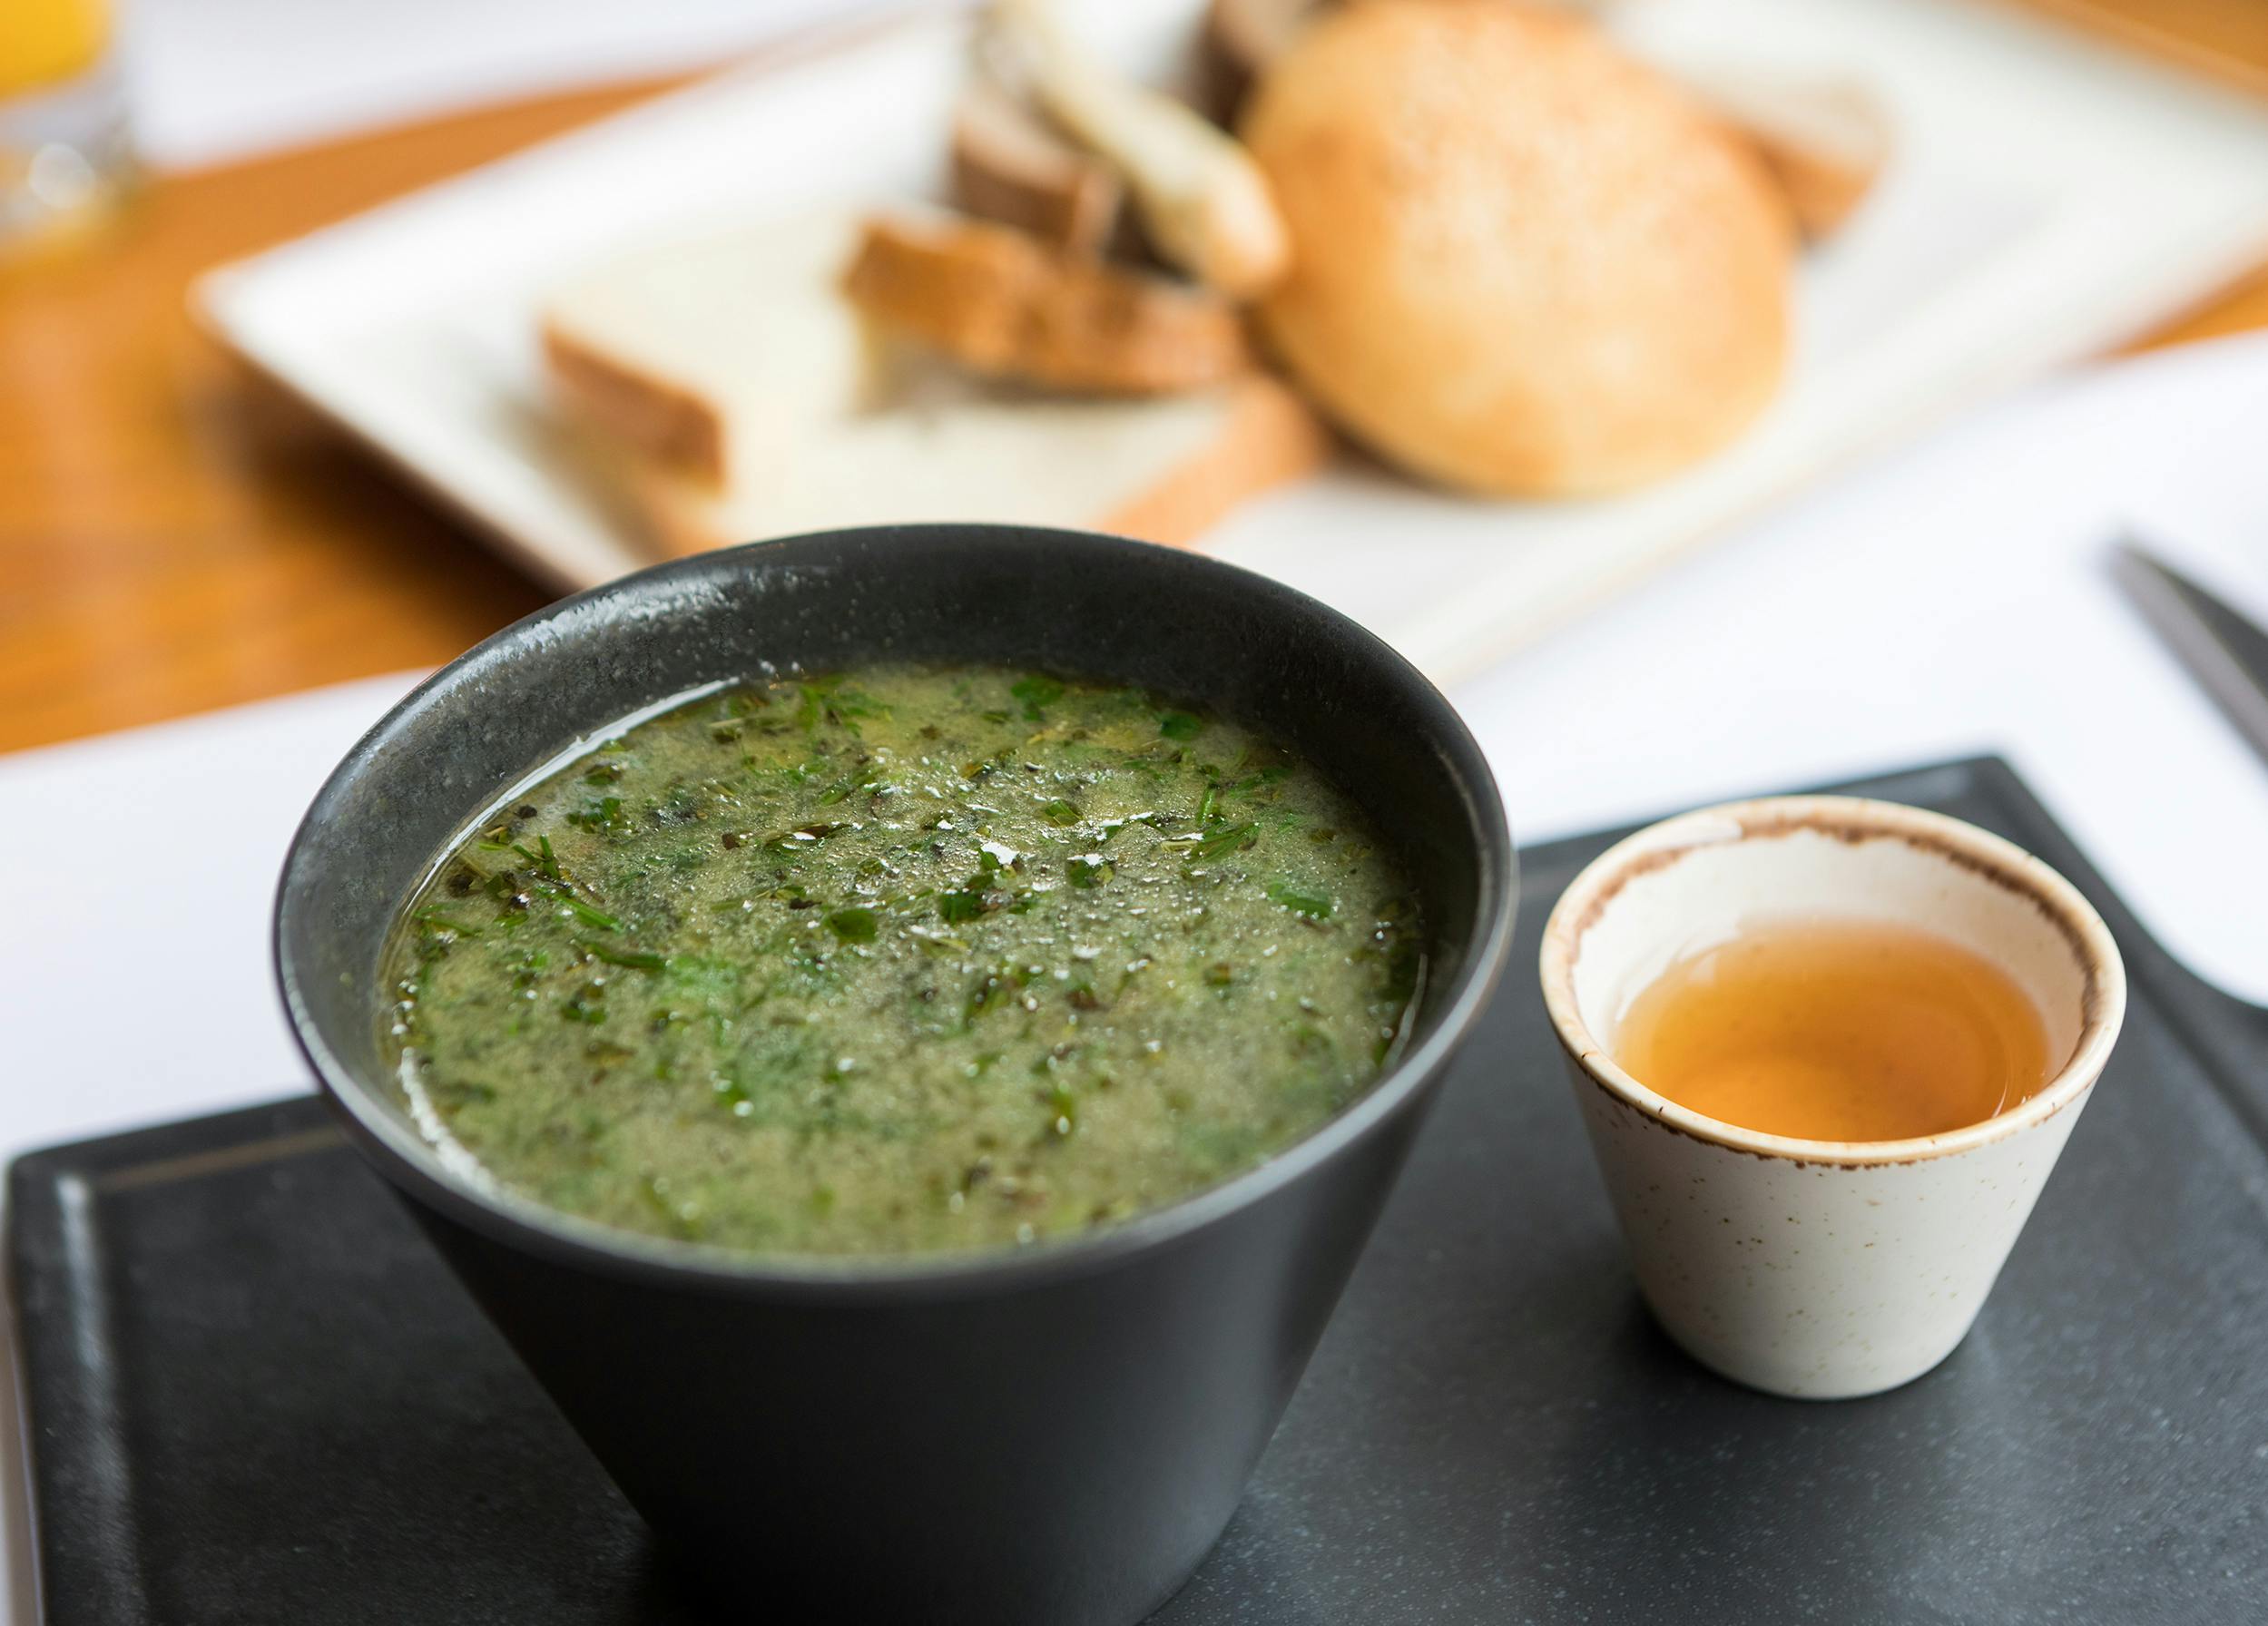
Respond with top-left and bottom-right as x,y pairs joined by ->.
622,374 -> 1330,556
1688,72 -> 1890,241
990,0 -> 1291,297
951,79 -> 1125,255
544,323 -> 722,484
1203,0 -> 1321,113
540,212 -> 875,489
841,213 -> 1252,393
1099,371 -> 1326,544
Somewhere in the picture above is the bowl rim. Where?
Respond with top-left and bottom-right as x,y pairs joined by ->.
275,524 -> 1517,1300
1537,794 -> 2127,1168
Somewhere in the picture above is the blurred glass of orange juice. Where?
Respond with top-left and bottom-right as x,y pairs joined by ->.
0,0 -> 110,102
0,0 -> 130,253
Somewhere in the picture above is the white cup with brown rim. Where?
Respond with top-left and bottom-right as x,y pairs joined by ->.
1538,796 -> 2126,1400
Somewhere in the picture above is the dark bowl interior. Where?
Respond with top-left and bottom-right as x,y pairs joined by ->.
278,524 -> 1515,1285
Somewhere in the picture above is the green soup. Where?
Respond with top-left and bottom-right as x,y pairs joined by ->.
384,665 -> 1421,1256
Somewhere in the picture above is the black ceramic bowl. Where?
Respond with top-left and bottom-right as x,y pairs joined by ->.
276,525 -> 1514,1626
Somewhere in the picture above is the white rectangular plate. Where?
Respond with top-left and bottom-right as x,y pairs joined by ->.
197,0 -> 2268,684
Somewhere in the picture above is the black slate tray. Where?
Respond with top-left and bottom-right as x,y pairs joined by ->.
11,756 -> 2268,1625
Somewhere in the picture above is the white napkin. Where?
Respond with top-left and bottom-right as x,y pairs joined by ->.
0,672 -> 417,1164
2121,377 -> 2268,627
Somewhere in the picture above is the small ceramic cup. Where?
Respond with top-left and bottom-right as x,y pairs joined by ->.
1539,796 -> 2126,1400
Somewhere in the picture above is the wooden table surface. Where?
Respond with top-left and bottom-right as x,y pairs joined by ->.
0,79 -> 675,755
5,37 -> 2268,758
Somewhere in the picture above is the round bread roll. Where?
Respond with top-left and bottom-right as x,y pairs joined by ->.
1240,1 -> 1794,497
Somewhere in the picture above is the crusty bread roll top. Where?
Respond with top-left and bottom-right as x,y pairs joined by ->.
1241,1 -> 1794,498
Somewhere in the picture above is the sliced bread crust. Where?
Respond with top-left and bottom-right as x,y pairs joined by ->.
623,374 -> 1327,557
950,80 -> 1126,255
841,213 -> 1252,394
1690,73 -> 1890,242
538,213 -> 875,491
542,320 -> 728,486
1097,371 -> 1328,544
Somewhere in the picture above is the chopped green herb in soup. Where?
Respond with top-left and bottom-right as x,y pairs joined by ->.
383,666 -> 1422,1256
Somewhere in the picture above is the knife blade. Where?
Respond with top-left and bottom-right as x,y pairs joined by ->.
2111,538 -> 2268,774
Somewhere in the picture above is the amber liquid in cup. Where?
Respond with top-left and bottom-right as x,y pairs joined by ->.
1617,918 -> 2053,1141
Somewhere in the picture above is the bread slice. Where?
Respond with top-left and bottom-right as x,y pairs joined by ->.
841,212 -> 1252,394
539,212 -> 877,489
951,79 -> 1125,255
540,208 -> 1326,556
1202,0 -> 1320,114
621,373 -> 1329,556
988,0 -> 1291,297
1689,73 -> 1890,242
1723,76 -> 1887,241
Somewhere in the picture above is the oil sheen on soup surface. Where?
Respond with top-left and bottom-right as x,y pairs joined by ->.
384,666 -> 1422,1256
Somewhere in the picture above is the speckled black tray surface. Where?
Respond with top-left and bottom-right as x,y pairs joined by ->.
11,757 -> 2268,1625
